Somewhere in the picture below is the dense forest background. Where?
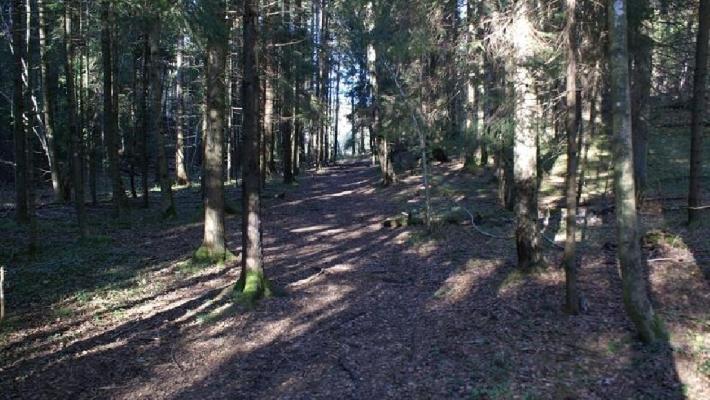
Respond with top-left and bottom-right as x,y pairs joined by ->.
0,0 -> 708,398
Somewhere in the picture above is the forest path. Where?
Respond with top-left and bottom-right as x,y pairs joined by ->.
1,160 -> 696,399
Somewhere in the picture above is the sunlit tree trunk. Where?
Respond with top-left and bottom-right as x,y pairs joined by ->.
196,0 -> 229,262
512,3 -> 543,271
175,34 -> 190,186
563,0 -> 580,314
609,0 -> 665,344
262,54 -> 274,183
147,17 -> 175,218
689,0 -> 709,223
236,0 -> 270,303
282,0 -> 295,184
64,0 -> 87,237
333,60 -> 340,163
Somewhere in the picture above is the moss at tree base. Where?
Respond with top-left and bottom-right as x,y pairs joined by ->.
192,245 -> 237,265
234,270 -> 273,306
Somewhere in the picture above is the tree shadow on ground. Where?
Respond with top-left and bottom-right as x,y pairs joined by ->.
0,161 -> 690,399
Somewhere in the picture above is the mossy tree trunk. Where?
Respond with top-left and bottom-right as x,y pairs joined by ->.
236,0 -> 270,303
689,0 -> 709,224
609,0 -> 665,344
197,0 -> 229,263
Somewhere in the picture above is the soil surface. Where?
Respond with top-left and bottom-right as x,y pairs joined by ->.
0,160 -> 708,399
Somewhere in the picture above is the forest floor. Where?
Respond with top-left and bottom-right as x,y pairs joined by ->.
0,152 -> 709,399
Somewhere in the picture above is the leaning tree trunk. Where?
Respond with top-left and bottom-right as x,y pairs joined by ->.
513,3 -> 544,271
609,0 -> 665,344
236,0 -> 270,304
562,0 -> 580,314
101,0 -> 127,217
147,18 -> 175,218
196,1 -> 229,263
64,0 -> 87,237
37,0 -> 62,201
689,0 -> 709,224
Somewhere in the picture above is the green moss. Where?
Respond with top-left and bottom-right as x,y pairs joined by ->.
192,246 -> 237,266
234,269 -> 273,306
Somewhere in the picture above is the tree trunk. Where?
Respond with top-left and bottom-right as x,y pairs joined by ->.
333,61 -> 340,163
367,36 -> 395,184
689,0 -> 709,223
262,55 -> 274,183
563,0 -> 580,314
64,0 -> 87,237
12,0 -> 29,224
101,0 -> 127,216
513,3 -> 543,271
630,30 -> 651,199
175,34 -> 190,186
236,0 -> 270,303
139,35 -> 150,208
609,0 -> 665,344
37,0 -> 62,202
196,1 -> 229,263
147,18 -> 175,218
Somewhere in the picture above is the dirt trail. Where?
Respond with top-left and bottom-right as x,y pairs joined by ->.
0,160 -> 699,399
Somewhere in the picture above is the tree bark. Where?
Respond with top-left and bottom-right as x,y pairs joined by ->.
689,0 -> 709,223
139,34 -> 150,208
64,0 -> 87,237
563,0 -> 580,314
513,3 -> 543,271
147,17 -> 175,218
262,55 -> 274,183
37,0 -> 62,201
12,0 -> 29,224
196,0 -> 229,262
236,0 -> 270,303
609,0 -> 665,344
629,29 -> 652,198
333,60 -> 340,163
175,34 -> 190,186
101,0 -> 127,216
